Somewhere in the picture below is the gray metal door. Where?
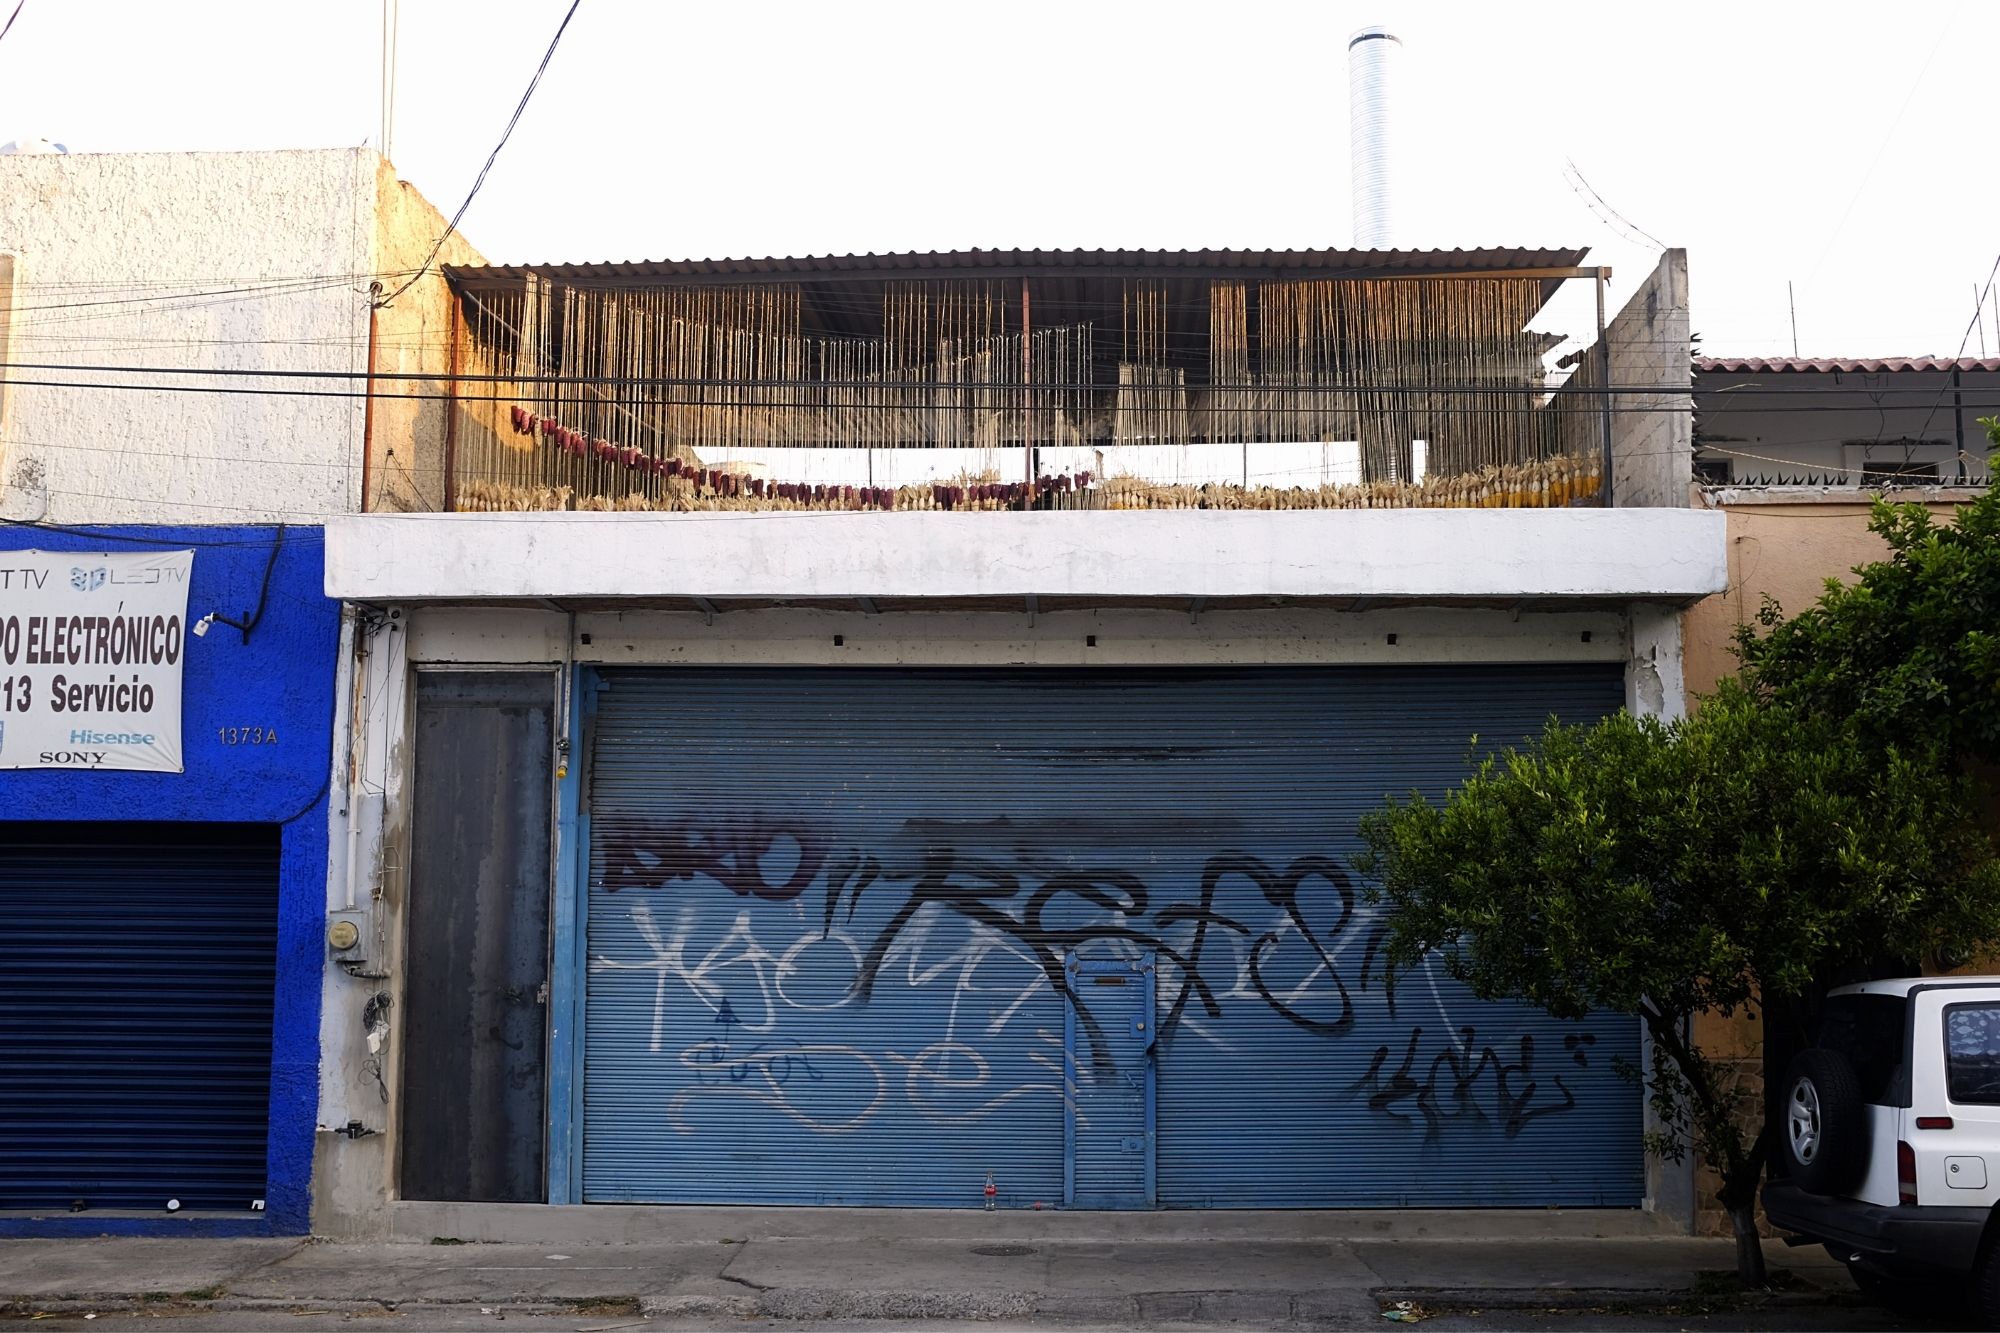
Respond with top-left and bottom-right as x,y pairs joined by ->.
1066,954 -> 1155,1208
402,671 -> 555,1203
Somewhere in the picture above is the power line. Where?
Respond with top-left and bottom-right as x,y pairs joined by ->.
4,358 -> 1995,404
1561,158 -> 1665,253
0,0 -> 23,47
1780,0 -> 1963,346
376,0 -> 583,307
3,273 -> 396,318
1,513 -> 329,541
9,371 -> 1990,413
1912,249 -> 2000,442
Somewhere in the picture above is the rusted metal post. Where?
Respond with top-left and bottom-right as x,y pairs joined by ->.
361,283 -> 382,513
1595,269 -> 1614,507
1953,366 -> 1967,484
443,290 -> 462,513
1021,278 -> 1034,491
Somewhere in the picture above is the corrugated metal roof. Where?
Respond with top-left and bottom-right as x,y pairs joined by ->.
448,246 -> 1591,286
1695,356 -> 2000,374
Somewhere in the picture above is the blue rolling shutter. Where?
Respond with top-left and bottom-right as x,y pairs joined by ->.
579,665 -> 1641,1209
0,823 -> 279,1212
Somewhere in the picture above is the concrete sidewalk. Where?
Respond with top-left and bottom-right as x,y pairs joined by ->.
0,1231 -> 1856,1325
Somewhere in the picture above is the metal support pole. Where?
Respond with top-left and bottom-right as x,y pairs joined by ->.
1596,270 -> 1614,508
1953,366 -> 1967,485
1021,278 -> 1034,491
443,292 -> 462,513
361,285 -> 382,513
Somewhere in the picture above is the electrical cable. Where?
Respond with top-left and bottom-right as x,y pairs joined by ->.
4,273 -> 398,318
0,517 -> 322,547
1561,158 -> 1666,253
204,523 -> 286,644
0,376 -> 1989,414
1910,249 -> 2000,443
3,360 -> 1994,407
375,0 -> 583,308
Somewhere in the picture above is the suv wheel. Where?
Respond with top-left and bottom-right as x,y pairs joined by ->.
1973,1244 -> 2000,1329
1781,1049 -> 1867,1195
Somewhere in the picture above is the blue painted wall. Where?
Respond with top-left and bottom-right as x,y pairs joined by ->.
0,524 -> 336,1236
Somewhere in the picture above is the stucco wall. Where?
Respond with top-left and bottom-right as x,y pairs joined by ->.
1680,495 -> 1974,700
0,149 -> 475,525
364,160 -> 484,514
0,524 -> 339,1236
0,151 -> 375,523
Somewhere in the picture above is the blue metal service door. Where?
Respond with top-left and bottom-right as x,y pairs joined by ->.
1066,954 -> 1156,1208
0,823 -> 278,1212
575,665 -> 1642,1209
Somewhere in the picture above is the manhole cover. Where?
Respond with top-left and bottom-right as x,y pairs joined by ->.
971,1244 -> 1037,1257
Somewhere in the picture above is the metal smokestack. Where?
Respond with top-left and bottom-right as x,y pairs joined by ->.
1348,25 -> 1402,249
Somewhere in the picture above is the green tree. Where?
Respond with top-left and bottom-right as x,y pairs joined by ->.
1356,417 -> 2000,1285
1356,687 -> 2000,1284
1736,417 -> 2000,768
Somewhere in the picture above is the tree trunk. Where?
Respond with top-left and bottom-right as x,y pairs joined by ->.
1722,1193 -> 1768,1288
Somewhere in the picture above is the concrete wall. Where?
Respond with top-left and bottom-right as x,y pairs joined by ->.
0,524 -> 339,1237
1608,250 -> 1692,509
0,149 -> 475,525
324,508 -> 1727,604
1694,368 -> 1997,488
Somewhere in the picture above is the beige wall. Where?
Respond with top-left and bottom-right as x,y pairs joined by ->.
1683,490 -> 1982,1234
1682,494 -> 1972,700
364,159 -> 484,514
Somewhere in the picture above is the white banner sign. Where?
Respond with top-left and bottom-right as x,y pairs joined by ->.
0,549 -> 193,771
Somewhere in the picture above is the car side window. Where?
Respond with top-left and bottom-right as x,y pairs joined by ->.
1945,1004 -> 2000,1105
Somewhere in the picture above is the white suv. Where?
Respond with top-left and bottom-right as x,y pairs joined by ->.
1765,978 -> 2000,1321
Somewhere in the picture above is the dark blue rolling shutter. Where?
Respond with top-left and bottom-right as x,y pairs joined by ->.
0,823 -> 278,1212
579,665 -> 1642,1209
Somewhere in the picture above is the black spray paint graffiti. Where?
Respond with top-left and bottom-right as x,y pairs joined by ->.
1345,1027 -> 1597,1144
599,817 -> 1587,1136
602,816 -> 827,903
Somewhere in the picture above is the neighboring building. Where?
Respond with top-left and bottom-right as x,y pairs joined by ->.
0,147 -> 478,523
1682,355 -> 1996,1235
312,246 -> 1724,1235
1692,355 -> 1997,492
0,148 -> 470,1236
1686,355 -> 1996,699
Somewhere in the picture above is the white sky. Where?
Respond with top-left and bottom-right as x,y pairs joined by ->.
2,0 -> 1995,358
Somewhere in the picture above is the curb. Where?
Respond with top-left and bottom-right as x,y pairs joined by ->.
1374,1285 -> 1854,1312
8,1284 -> 1856,1324
638,1286 -> 1379,1322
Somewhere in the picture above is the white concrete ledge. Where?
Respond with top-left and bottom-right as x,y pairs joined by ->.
324,508 -> 1726,603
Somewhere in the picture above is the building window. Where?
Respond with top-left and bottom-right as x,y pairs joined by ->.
1692,455 -> 1733,485
1861,459 -> 1940,487
1846,438 -> 1951,488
